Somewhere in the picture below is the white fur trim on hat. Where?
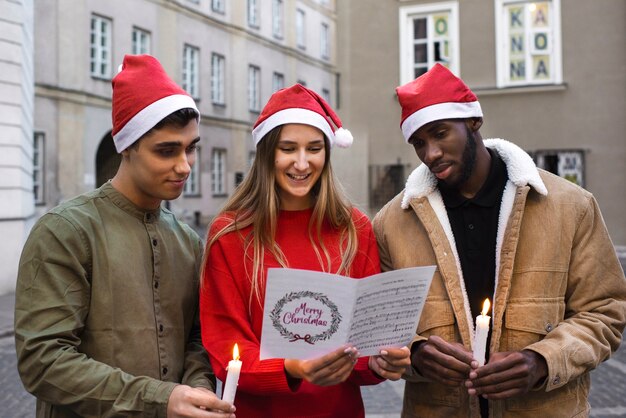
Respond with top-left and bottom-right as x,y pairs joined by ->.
251,108 -> 335,146
113,94 -> 199,153
401,101 -> 483,142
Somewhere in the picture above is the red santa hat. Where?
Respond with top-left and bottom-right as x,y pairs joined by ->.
396,63 -> 482,142
111,54 -> 199,152
251,84 -> 353,148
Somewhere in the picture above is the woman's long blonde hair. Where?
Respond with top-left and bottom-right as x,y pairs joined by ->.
201,125 -> 358,308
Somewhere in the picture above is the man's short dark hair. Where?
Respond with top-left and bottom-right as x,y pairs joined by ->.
151,107 -> 199,132
129,108 -> 199,150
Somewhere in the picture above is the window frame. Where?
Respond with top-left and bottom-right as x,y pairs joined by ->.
211,148 -> 227,196
131,26 -> 151,55
211,53 -> 226,105
248,0 -> 259,28
398,2 -> 460,85
90,14 -> 112,79
183,145 -> 201,196
495,0 -> 563,88
296,8 -> 306,50
182,44 -> 200,99
320,22 -> 330,59
272,0 -> 284,39
321,88 -> 331,105
532,148 -> 584,187
272,71 -> 285,92
212,0 -> 225,14
248,65 -> 261,112
33,132 -> 45,205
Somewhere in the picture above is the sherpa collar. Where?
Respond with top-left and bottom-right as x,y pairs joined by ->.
400,138 -> 547,209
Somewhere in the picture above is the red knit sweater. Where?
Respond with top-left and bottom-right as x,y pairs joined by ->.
200,208 -> 383,418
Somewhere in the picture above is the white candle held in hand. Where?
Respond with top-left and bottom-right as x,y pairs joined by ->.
222,343 -> 241,404
472,299 -> 491,367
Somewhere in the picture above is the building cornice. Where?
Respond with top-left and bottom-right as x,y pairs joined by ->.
35,83 -> 111,108
36,83 -> 254,129
472,83 -> 568,96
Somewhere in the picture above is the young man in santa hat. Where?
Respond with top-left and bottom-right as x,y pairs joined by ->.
15,55 -> 235,418
373,63 -> 626,418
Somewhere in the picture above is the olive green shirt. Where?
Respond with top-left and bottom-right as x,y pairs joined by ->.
15,182 -> 215,418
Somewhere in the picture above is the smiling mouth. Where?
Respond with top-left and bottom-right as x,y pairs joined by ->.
287,173 -> 311,181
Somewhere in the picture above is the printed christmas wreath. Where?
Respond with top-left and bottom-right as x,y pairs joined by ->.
269,291 -> 342,344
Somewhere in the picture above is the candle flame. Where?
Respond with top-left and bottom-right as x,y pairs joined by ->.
481,299 -> 491,316
233,343 -> 240,361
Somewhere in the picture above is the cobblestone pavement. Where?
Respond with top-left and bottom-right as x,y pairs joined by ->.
1,289 -> 625,417
362,339 -> 626,418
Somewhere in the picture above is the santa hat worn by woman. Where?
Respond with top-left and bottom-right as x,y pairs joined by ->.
251,84 -> 353,148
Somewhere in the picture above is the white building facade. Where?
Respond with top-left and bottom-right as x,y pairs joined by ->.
34,0 -> 339,233
0,0 -> 34,293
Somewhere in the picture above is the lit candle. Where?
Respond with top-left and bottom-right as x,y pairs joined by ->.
222,343 -> 241,404
472,299 -> 491,367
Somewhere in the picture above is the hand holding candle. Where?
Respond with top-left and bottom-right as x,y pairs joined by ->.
222,343 -> 241,405
472,299 -> 491,367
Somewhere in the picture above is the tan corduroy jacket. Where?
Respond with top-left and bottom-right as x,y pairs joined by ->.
373,139 -> 626,418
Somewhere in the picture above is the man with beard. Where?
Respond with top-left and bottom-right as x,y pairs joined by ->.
373,64 -> 626,418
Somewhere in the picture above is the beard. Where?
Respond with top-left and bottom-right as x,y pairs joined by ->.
438,125 -> 477,189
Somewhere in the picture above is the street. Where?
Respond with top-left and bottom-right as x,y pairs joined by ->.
1,289 -> 625,417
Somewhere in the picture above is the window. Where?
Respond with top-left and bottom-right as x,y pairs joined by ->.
272,0 -> 284,39
132,27 -> 151,55
90,15 -> 112,78
248,0 -> 259,28
211,53 -> 225,105
248,65 -> 261,112
369,164 -> 409,211
212,0 -> 225,13
211,148 -> 227,196
496,0 -> 562,87
320,22 -> 330,59
399,2 -> 459,84
33,132 -> 45,205
533,149 -> 584,186
272,72 -> 285,92
234,172 -> 244,187
321,88 -> 331,104
183,44 -> 200,99
296,9 -> 306,49
184,146 -> 200,196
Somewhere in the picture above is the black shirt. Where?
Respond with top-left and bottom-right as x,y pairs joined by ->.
440,148 -> 508,319
439,148 -> 508,418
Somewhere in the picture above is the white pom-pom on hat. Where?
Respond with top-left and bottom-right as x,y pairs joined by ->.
333,127 -> 353,148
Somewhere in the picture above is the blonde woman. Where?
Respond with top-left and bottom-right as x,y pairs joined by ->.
200,84 -> 410,417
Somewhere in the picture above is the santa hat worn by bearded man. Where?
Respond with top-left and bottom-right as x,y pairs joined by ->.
251,83 -> 353,148
111,54 -> 199,153
396,63 -> 483,142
